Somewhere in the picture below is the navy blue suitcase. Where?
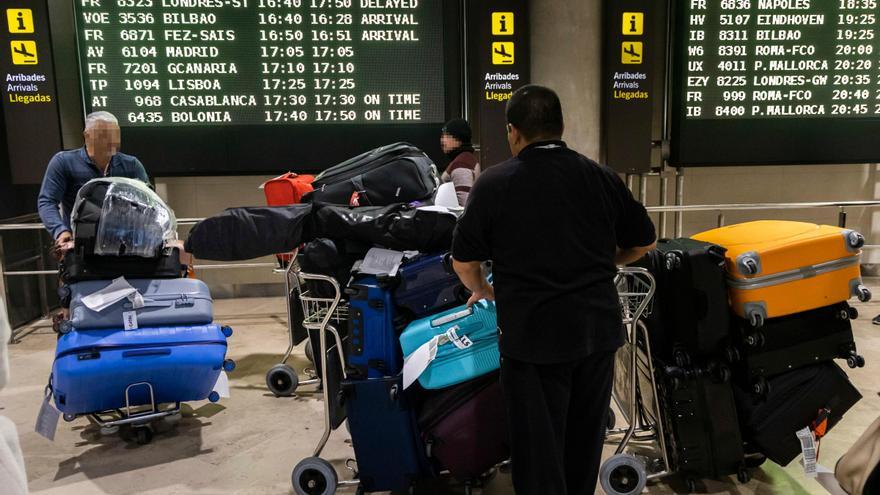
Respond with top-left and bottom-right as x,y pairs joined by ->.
342,375 -> 431,492
386,252 -> 467,319
346,276 -> 402,378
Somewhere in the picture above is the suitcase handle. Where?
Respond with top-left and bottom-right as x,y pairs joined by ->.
122,348 -> 171,358
431,307 -> 474,327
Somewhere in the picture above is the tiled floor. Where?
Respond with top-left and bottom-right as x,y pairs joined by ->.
1,285 -> 878,494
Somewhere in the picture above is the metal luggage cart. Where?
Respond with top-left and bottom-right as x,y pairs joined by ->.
266,258 -> 348,396
283,269 -> 360,495
600,267 -> 671,495
54,381 -> 203,445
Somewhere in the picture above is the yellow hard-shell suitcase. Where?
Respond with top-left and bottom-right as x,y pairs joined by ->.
692,221 -> 871,326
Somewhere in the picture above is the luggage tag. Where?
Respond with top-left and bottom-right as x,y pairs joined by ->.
796,426 -> 818,478
123,311 -> 138,331
35,386 -> 60,441
213,371 -> 230,399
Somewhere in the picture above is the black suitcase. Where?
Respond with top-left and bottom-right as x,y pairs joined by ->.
730,302 -> 863,395
734,362 -> 862,466
633,238 -> 730,361
60,247 -> 186,284
306,142 -> 438,206
656,363 -> 747,481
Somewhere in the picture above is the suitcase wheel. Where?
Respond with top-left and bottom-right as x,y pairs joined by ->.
847,306 -> 859,320
266,364 -> 299,397
292,457 -> 338,495
752,377 -> 770,397
599,454 -> 647,495
737,466 -> 751,484
62,413 -> 77,423
748,312 -> 765,328
223,359 -> 236,372
221,326 -> 234,338
208,391 -> 221,403
856,285 -> 872,303
846,354 -> 866,369
606,408 -> 616,431
58,321 -> 73,335
745,331 -> 765,349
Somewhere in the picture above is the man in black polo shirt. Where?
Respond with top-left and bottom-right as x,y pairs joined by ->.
452,85 -> 656,494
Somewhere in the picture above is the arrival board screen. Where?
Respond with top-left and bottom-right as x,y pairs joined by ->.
671,0 -> 880,165
74,0 -> 446,126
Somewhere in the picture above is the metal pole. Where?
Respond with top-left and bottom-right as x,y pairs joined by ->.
639,174 -> 648,205
674,168 -> 685,237
717,212 -> 725,228
34,230 -> 50,319
838,208 -> 847,228
659,174 -> 669,238
626,174 -> 635,192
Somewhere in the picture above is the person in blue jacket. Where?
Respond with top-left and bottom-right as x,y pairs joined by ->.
38,111 -> 149,254
451,85 -> 656,494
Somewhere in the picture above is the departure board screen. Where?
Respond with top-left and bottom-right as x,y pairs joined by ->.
74,0 -> 446,127
671,0 -> 880,165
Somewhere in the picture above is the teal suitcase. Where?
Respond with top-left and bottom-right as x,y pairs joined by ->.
399,300 -> 499,390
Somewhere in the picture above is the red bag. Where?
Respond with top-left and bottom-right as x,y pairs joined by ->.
263,172 -> 315,206
262,173 -> 314,266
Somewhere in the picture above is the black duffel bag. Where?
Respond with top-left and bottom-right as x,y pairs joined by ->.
184,204 -> 313,261
306,142 -> 439,206
313,203 -> 457,253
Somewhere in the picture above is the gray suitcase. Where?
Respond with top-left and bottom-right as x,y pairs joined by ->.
65,278 -> 213,331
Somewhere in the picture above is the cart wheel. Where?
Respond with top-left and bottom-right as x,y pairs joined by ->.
606,408 -> 616,430
100,425 -> 120,436
134,427 -> 153,445
599,454 -> 647,495
62,413 -> 76,423
848,306 -> 859,320
266,364 -> 299,397
223,359 -> 236,372
292,457 -> 338,495
304,339 -> 315,364
857,285 -> 872,302
685,478 -> 698,493
737,467 -> 751,484
753,377 -> 770,396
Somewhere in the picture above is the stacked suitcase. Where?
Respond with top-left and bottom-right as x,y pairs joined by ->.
50,178 -> 234,444
337,251 -> 507,494
628,220 -> 868,486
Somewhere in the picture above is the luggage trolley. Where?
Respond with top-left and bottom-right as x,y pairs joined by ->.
287,269 -> 360,495
266,258 -> 341,396
600,267 -> 670,495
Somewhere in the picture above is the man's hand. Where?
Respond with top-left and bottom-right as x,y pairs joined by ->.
453,259 -> 495,307
466,281 -> 495,308
55,231 -> 72,245
51,231 -> 73,261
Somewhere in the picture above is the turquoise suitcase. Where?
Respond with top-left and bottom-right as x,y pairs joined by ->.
399,300 -> 499,390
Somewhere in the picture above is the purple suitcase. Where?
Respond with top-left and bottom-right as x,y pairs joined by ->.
417,372 -> 509,481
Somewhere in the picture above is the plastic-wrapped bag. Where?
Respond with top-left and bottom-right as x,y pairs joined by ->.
72,178 -> 176,258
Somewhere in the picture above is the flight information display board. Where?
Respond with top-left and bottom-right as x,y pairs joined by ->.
671,0 -> 880,165
74,0 -> 446,126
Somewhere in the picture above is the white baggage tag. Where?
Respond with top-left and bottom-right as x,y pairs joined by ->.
35,392 -> 60,441
358,248 -> 405,276
445,327 -> 473,350
213,371 -> 230,399
796,427 -> 818,478
123,311 -> 138,331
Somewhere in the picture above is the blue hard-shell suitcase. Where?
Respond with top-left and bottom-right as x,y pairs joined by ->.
51,324 -> 232,414
342,375 -> 431,492
399,300 -> 499,390
387,252 -> 467,319
346,276 -> 401,378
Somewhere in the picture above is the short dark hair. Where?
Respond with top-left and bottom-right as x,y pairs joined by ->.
505,85 -> 564,141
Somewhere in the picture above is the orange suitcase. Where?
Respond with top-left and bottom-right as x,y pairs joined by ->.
692,221 -> 871,326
